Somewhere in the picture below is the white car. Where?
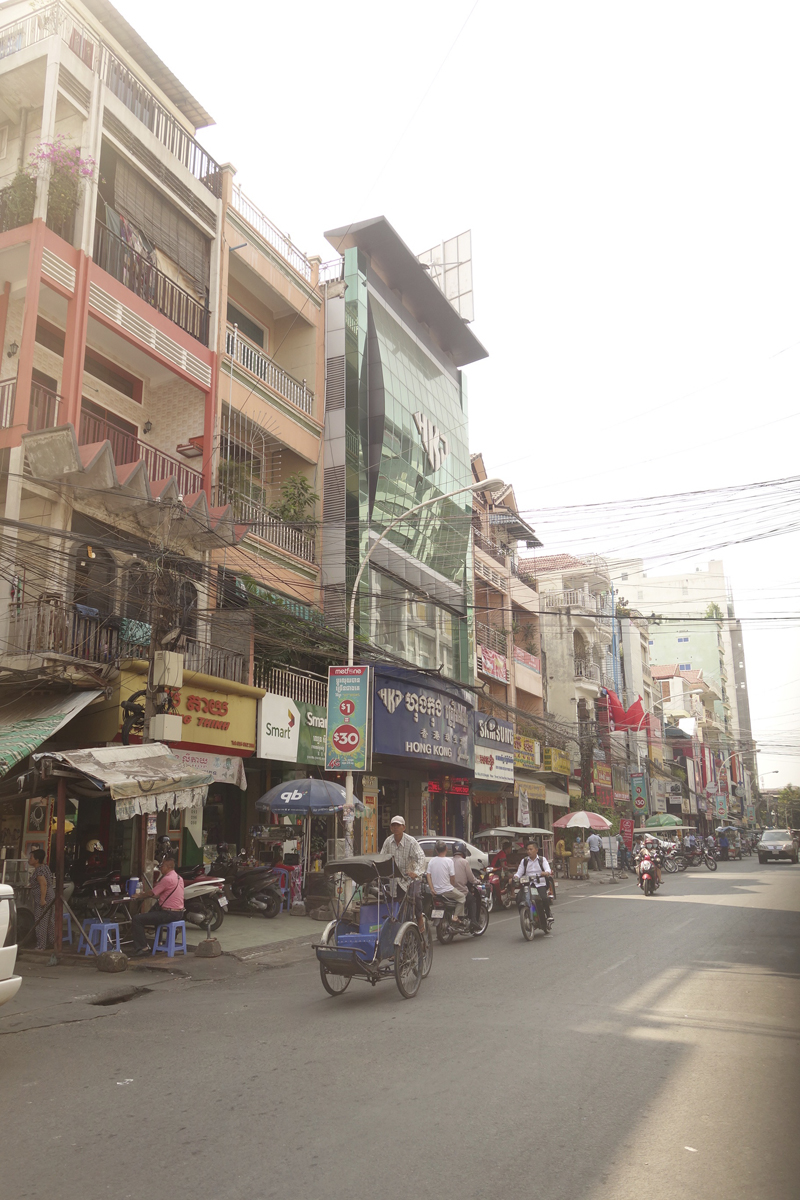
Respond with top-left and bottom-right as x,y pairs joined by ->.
415,837 -> 489,874
0,883 -> 22,1008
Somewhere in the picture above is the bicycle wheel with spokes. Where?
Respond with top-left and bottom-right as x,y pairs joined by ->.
420,917 -> 433,977
663,857 -> 677,874
395,926 -> 423,998
704,854 -> 718,871
320,962 -> 351,996
520,906 -> 534,941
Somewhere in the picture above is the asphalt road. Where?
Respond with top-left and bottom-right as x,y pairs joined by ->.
2,859 -> 799,1200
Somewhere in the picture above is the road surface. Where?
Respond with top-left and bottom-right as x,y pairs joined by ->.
2,858 -> 798,1200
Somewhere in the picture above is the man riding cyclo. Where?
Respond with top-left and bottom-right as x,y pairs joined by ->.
380,815 -> 427,935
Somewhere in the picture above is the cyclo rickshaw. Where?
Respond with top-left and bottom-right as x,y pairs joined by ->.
314,854 -> 433,999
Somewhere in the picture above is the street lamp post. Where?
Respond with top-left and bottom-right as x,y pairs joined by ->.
342,476 -> 505,854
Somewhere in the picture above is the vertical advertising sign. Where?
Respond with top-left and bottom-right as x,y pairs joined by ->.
619,818 -> 635,849
630,772 -> 648,811
361,774 -> 379,853
325,667 -> 371,771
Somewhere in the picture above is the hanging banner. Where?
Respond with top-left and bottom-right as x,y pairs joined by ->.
478,645 -> 508,682
325,667 -> 371,772
517,785 -> 530,826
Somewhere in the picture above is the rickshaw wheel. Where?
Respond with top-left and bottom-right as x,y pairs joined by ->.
394,927 -> 423,998
420,918 -> 434,977
320,963 -> 351,996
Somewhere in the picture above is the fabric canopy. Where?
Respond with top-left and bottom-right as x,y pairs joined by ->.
0,689 -> 103,780
552,810 -> 612,830
34,743 -> 212,821
472,826 -> 552,839
644,814 -> 683,827
256,777 -> 365,816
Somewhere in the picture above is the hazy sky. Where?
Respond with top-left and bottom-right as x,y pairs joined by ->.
116,0 -> 800,786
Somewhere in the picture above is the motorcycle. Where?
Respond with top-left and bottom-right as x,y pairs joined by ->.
423,879 -> 489,942
211,848 -> 284,919
183,874 -> 228,930
70,869 -> 123,920
638,853 -> 659,897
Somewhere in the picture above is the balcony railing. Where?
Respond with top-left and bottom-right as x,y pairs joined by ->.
475,621 -> 507,655
473,527 -> 507,566
258,666 -> 327,707
229,185 -> 312,280
574,658 -> 601,683
225,327 -> 313,415
212,486 -> 316,563
543,589 -> 612,616
79,409 -> 203,495
94,221 -> 210,345
0,4 -> 221,198
0,378 -> 62,432
318,258 -> 344,284
7,600 -> 245,682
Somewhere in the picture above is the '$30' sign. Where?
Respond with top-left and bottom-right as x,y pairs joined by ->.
332,724 -> 360,753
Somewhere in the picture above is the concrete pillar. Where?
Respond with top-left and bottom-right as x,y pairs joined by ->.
32,54 -> 61,223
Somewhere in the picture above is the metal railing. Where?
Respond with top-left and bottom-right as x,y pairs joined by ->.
574,658 -> 601,683
213,484 -> 316,562
318,258 -> 344,284
475,620 -> 507,655
225,326 -> 313,415
0,378 -> 62,431
473,527 -> 507,566
94,221 -> 210,344
229,184 -> 312,280
79,408 -> 203,495
0,4 -> 221,197
543,588 -> 612,615
259,666 -> 327,707
120,634 -> 245,683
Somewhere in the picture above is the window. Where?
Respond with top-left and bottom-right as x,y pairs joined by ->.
648,639 -> 653,646
678,636 -> 689,643
682,585 -> 689,597
621,573 -> 628,581
679,662 -> 691,671
84,350 -> 141,402
227,302 -> 266,350
35,319 -> 65,357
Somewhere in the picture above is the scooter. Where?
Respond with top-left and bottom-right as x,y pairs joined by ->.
423,880 -> 489,943
211,847 -> 284,919
638,853 -> 659,897
183,874 -> 227,930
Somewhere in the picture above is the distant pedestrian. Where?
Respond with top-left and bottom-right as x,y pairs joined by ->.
587,831 -> 603,872
28,848 -> 55,950
718,832 -> 730,861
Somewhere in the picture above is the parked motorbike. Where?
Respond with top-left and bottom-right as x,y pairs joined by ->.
211,846 -> 283,919
183,874 -> 228,930
70,869 -> 123,920
422,879 -> 489,942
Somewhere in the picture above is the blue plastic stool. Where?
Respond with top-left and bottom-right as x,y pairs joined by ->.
62,913 -> 73,945
152,920 -> 187,957
79,921 -> 121,955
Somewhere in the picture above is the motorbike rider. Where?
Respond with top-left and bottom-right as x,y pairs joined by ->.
638,837 -> 662,887
427,841 -> 467,919
452,841 -> 480,931
515,841 -> 553,926
491,840 -> 512,870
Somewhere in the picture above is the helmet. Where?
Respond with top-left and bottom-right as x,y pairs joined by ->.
453,841 -> 468,857
86,839 -> 103,853
157,835 -> 173,848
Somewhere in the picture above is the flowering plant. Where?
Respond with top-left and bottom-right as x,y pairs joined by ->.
27,135 -> 96,236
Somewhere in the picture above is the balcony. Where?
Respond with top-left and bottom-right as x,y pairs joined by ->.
0,378 -> 63,432
225,327 -> 313,416
79,409 -> 203,496
473,527 -> 507,566
229,185 -> 313,281
7,600 -> 246,682
94,221 -> 210,345
574,658 -> 601,684
543,589 -> 612,616
475,621 -> 507,655
0,4 -> 221,198
212,486 -> 316,564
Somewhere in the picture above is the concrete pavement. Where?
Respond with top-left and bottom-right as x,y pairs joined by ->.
1,859 -> 798,1200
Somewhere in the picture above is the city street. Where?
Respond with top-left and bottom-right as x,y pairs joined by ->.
3,859 -> 799,1200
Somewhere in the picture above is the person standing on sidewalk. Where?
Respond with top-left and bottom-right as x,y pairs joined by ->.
587,830 -> 603,872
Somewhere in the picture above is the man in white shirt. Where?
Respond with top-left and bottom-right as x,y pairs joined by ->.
427,841 -> 467,918
515,842 -> 553,924
586,831 -> 603,872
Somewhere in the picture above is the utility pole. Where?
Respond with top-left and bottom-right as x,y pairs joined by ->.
142,555 -> 176,743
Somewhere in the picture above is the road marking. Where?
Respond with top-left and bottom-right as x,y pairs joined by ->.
685,1147 -> 698,1153
472,957 -> 489,960
673,917 -> 696,930
597,954 -> 634,976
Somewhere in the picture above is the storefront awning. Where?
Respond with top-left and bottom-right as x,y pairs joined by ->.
34,743 -> 213,821
169,748 -> 247,790
0,689 -> 103,780
546,786 -> 571,808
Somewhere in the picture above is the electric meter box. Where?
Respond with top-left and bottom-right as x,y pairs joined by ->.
153,651 -> 183,689
149,714 -> 183,742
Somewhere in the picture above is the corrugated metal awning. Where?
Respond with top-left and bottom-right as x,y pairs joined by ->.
0,690 -> 103,780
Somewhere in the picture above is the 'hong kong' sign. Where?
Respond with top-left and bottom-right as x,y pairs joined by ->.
325,666 -> 371,771
372,667 -> 474,769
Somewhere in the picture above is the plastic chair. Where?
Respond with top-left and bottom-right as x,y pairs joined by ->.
62,913 -> 73,945
152,920 -> 187,957
78,921 -> 121,955
272,867 -> 291,911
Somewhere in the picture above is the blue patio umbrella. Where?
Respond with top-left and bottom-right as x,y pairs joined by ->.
256,776 -> 365,816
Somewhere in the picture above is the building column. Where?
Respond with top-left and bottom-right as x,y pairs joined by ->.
32,54 -> 61,223
60,251 -> 91,428
0,445 -> 25,651
13,220 -> 46,431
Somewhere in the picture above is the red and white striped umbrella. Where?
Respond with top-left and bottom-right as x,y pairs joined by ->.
552,810 -> 612,831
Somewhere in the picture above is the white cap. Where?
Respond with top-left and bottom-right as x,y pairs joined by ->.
390,814 -> 405,826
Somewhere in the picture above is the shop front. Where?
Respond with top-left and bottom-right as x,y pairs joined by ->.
372,666 -> 475,840
535,746 -> 571,824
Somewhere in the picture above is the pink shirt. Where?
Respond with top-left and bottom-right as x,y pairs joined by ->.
153,870 -> 184,910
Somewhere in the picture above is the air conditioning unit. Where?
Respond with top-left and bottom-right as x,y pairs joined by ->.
153,652 -> 183,689
149,714 -> 183,742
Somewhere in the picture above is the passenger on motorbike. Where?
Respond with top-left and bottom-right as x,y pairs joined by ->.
427,841 -> 467,919
638,838 -> 662,886
515,842 -> 553,925
452,841 -> 480,930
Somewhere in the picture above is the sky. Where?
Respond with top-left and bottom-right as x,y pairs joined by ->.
115,0 -> 800,787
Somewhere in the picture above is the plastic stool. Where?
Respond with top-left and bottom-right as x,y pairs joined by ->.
152,920 -> 187,957
79,921 -> 121,955
62,913 -> 73,945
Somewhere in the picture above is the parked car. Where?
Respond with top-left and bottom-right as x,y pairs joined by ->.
0,883 -> 22,1008
757,829 -> 799,864
415,837 -> 489,874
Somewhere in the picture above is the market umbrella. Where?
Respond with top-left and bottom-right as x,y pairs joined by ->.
644,814 -> 683,828
256,777 -> 364,816
552,810 -> 612,830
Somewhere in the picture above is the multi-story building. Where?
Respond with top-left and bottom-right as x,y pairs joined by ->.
469,452 -> 547,827
319,216 -> 487,842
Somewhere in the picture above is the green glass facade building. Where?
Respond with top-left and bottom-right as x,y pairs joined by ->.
321,217 -> 488,685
